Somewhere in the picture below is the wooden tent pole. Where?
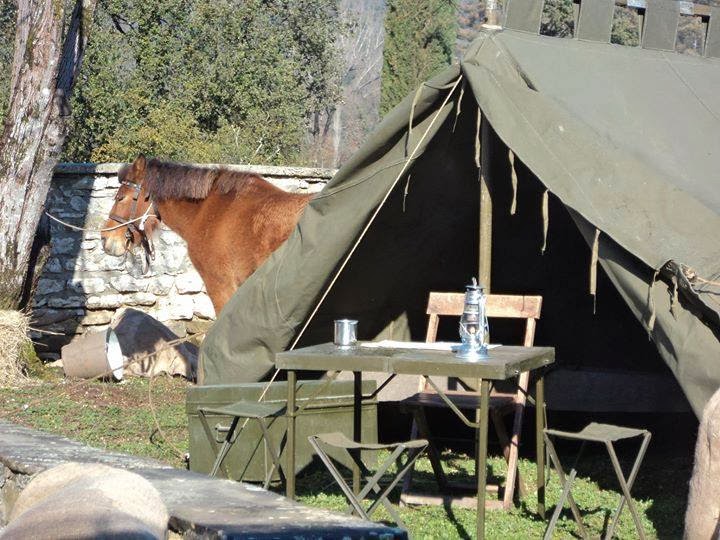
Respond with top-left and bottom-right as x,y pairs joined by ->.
479,118 -> 492,291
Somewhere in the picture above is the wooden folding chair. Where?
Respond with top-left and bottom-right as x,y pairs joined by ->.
400,292 -> 542,509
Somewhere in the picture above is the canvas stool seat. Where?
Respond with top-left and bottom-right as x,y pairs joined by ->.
543,422 -> 651,540
197,400 -> 286,488
308,432 -> 428,528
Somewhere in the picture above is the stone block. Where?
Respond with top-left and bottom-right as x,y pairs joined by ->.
110,274 -> 148,293
51,237 -> 76,255
159,231 -> 186,248
31,308 -> 84,327
79,310 -> 114,326
69,196 -> 89,212
153,248 -> 190,275
192,294 -> 215,319
86,197 -> 113,214
158,295 -> 194,320
36,278 -> 65,295
126,292 -> 157,306
149,306 -> 171,323
80,240 -> 98,251
45,258 -> 63,273
164,321 -> 188,337
86,294 -> 124,309
175,272 -> 205,294
148,275 -> 174,295
68,277 -> 107,294
47,296 -> 85,309
92,177 -> 109,190
185,319 -> 214,335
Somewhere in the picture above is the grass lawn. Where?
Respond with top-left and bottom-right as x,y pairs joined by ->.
0,375 -> 695,539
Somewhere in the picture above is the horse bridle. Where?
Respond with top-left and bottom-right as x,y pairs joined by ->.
108,177 -> 159,269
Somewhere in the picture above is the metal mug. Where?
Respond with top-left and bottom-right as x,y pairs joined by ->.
334,319 -> 358,349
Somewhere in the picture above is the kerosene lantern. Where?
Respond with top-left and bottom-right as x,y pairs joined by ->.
454,278 -> 489,360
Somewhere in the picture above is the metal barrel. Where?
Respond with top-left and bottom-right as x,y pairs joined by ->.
61,328 -> 124,380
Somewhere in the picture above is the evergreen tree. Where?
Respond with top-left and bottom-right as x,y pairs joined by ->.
380,0 -> 456,116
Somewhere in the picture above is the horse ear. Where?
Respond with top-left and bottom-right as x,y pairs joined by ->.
134,154 -> 147,173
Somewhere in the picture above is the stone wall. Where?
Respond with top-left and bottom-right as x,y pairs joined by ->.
31,163 -> 333,359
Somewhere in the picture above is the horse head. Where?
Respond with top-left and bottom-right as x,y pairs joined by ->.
101,155 -> 160,264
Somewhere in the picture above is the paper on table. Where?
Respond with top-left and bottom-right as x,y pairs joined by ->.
360,340 -> 501,352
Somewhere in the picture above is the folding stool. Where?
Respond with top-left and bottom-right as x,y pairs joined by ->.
308,432 -> 428,528
198,400 -> 286,489
543,423 -> 651,540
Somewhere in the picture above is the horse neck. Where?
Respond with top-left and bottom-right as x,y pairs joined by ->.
154,198 -> 201,239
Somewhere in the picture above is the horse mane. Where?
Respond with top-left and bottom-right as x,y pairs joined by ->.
134,159 -> 266,201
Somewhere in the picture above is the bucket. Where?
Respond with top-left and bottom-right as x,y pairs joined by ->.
61,328 -> 124,381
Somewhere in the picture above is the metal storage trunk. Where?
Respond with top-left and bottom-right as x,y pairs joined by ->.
187,380 -> 377,482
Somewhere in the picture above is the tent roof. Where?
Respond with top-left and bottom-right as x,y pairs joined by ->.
464,29 -> 720,276
201,24 -> 720,416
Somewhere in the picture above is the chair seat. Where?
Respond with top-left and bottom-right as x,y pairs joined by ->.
400,391 -> 516,413
545,422 -> 648,443
315,431 -> 428,451
199,400 -> 286,419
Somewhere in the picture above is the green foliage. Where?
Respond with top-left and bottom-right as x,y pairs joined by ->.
64,0 -> 342,164
611,6 -> 640,46
380,0 -> 456,116
541,0 -> 574,38
0,0 -> 16,123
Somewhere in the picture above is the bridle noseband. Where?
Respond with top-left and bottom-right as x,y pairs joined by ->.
108,177 -> 159,270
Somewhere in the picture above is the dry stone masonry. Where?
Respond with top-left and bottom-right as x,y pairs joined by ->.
32,163 -> 333,359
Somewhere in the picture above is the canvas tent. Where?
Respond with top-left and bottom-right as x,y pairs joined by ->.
200,1 -> 720,418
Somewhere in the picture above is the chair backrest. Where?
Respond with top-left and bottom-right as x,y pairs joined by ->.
422,292 -> 543,393
425,292 -> 542,347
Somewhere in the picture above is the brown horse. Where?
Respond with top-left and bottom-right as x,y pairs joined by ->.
101,155 -> 312,314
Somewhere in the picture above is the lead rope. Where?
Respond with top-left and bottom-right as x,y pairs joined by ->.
44,208 -> 158,233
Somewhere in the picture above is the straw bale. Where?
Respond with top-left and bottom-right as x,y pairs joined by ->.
0,309 -> 31,386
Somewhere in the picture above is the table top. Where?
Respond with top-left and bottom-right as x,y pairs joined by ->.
275,342 -> 554,380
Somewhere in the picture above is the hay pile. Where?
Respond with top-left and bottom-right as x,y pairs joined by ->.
0,310 -> 31,386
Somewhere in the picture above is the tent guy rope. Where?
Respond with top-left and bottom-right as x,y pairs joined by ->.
289,74 -> 465,351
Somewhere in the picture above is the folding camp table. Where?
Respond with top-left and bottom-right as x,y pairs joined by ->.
275,342 -> 554,540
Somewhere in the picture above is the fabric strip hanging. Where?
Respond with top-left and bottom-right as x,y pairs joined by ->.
645,269 -> 660,336
541,189 -> 549,253
589,228 -> 600,313
474,107 -> 482,168
508,149 -> 518,215
452,81 -> 466,132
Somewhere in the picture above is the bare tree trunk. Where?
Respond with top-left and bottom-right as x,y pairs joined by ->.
0,0 -> 97,309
